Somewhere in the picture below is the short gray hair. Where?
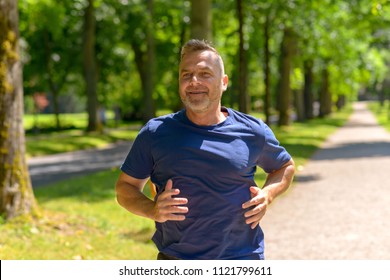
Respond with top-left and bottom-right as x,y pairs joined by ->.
180,39 -> 225,74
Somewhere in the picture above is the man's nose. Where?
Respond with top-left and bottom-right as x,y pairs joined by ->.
190,74 -> 199,85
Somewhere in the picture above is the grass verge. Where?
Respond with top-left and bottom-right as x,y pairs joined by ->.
367,100 -> 390,133
0,168 -> 157,260
26,128 -> 140,158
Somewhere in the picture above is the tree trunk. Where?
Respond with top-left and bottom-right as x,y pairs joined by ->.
293,89 -> 305,122
336,94 -> 346,111
386,78 -> 390,121
43,29 -> 61,129
303,59 -> 314,120
319,67 -> 332,117
142,0 -> 155,122
83,0 -> 99,132
130,1 -> 156,123
0,0 -> 38,220
172,11 -> 188,112
277,27 -> 295,126
263,13 -> 271,124
237,0 -> 248,113
190,0 -> 212,41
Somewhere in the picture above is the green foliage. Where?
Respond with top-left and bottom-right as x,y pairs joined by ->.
22,0 -> 66,40
17,0 -> 390,122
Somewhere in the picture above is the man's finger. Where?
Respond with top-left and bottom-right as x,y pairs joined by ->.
249,186 -> 260,196
242,197 -> 261,209
170,197 -> 188,206
161,179 -> 180,197
165,179 -> 173,191
166,213 -> 187,221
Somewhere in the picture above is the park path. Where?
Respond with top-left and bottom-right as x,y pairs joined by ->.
261,101 -> 390,259
28,140 -> 132,187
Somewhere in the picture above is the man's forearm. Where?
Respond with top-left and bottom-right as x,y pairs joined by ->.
262,159 -> 295,204
116,182 -> 156,220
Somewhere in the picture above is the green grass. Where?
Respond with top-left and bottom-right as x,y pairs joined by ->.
26,129 -> 139,158
24,111 -> 177,158
24,112 -> 142,158
0,107 -> 352,260
368,100 -> 390,133
24,113 -> 90,131
0,168 -> 158,260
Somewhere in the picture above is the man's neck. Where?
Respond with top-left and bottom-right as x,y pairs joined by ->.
185,107 -> 228,126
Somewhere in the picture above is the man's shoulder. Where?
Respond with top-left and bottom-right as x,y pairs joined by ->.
226,108 -> 265,128
144,110 -> 183,132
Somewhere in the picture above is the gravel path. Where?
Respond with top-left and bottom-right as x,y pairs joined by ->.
261,101 -> 390,259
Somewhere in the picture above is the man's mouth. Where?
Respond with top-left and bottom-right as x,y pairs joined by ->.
187,90 -> 207,95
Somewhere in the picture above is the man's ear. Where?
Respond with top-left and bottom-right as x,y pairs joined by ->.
222,75 -> 229,91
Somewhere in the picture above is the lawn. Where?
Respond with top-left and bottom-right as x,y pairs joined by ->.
24,112 -> 142,158
25,128 -> 140,158
368,100 -> 390,133
0,107 -> 352,260
0,168 -> 158,260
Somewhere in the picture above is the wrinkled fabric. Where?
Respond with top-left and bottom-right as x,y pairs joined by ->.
121,107 -> 291,259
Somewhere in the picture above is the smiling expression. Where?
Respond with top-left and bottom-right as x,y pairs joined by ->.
179,50 -> 228,115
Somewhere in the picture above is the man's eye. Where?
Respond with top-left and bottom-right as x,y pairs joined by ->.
201,72 -> 211,77
182,73 -> 191,78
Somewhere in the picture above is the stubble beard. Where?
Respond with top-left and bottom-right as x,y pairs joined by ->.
181,93 -> 215,113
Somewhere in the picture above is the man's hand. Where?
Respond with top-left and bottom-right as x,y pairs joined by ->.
242,186 -> 268,229
242,159 -> 295,229
153,179 -> 189,223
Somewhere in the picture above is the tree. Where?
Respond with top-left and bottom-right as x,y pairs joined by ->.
190,0 -> 212,41
236,0 -> 249,113
276,27 -> 296,126
15,0 -> 390,128
0,0 -> 38,220
319,66 -> 332,117
263,12 -> 272,124
83,0 -> 99,131
140,0 -> 156,122
124,0 -> 156,123
19,0 -> 82,130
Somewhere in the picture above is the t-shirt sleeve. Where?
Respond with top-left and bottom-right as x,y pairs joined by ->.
256,122 -> 292,173
120,123 -> 154,179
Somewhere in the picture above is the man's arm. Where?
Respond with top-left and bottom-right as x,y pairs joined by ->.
115,172 -> 189,223
242,159 -> 295,229
262,158 -> 295,204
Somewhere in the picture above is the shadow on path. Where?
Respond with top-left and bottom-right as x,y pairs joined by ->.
312,141 -> 390,160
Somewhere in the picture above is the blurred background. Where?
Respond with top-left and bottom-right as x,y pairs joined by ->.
1,0 -> 390,260
18,0 -> 390,129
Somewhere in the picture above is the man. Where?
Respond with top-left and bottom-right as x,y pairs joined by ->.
116,39 -> 295,260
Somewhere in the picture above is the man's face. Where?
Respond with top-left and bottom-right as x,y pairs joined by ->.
179,50 -> 228,114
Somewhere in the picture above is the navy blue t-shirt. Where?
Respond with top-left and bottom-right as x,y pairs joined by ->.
121,107 -> 291,260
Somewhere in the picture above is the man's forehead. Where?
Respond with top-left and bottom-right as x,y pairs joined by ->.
180,50 -> 219,69
180,64 -> 213,73
183,49 -> 219,61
